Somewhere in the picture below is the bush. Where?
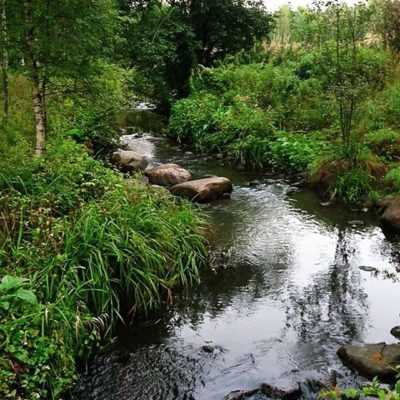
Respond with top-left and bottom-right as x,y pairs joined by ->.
268,131 -> 318,172
0,139 -> 206,398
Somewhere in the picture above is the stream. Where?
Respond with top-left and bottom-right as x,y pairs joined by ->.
77,109 -> 400,400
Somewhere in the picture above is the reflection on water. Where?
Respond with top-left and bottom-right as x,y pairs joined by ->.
78,114 -> 400,400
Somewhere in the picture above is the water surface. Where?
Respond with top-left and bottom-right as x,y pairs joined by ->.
78,111 -> 400,400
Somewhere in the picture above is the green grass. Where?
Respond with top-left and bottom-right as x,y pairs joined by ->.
0,139 -> 207,399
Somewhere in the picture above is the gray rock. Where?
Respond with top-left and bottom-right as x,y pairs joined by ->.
144,163 -> 191,187
112,150 -> 148,173
248,180 -> 260,187
337,343 -> 400,381
201,345 -> 215,353
348,220 -> 364,226
380,196 -> 400,232
223,371 -> 332,400
359,266 -> 377,272
390,326 -> 400,340
170,177 -> 233,202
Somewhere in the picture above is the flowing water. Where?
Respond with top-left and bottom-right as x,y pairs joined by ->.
78,109 -> 400,400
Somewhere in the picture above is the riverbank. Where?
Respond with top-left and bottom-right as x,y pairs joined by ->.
0,138 -> 207,399
77,128 -> 400,400
167,52 -> 400,211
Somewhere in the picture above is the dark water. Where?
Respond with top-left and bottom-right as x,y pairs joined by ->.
78,110 -> 400,400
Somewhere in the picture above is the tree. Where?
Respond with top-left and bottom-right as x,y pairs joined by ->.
182,0 -> 271,66
372,0 -> 400,52
316,0 -> 379,158
1,0 -> 8,125
7,0 -> 117,155
118,0 -> 271,107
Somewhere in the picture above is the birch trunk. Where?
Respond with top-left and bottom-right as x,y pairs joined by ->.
24,0 -> 46,156
1,0 -> 8,122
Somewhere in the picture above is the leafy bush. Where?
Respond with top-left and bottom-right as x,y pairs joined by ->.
0,139 -> 206,398
268,131 -> 318,172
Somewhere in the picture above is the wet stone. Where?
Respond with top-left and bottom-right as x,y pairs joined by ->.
144,163 -> 191,187
248,180 -> 260,187
320,201 -> 334,207
359,266 -> 377,272
390,326 -> 400,340
348,220 -> 364,226
337,343 -> 400,381
170,177 -> 233,202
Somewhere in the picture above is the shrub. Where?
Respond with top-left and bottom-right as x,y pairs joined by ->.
0,139 -> 206,398
268,131 -> 318,173
168,93 -> 225,146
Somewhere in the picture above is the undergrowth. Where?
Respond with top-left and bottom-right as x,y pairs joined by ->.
0,139 -> 206,399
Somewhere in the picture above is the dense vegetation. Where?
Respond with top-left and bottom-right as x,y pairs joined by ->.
168,0 -> 400,205
0,0 -> 210,398
1,0 -> 400,398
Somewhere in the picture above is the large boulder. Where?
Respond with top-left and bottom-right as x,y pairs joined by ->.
337,343 -> 400,381
380,196 -> 400,232
144,163 -> 191,187
112,150 -> 148,172
170,177 -> 233,202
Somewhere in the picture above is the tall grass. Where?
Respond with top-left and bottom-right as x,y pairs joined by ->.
0,139 -> 207,398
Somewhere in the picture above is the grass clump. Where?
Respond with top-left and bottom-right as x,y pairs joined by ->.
365,129 -> 400,161
331,168 -> 374,204
0,139 -> 206,399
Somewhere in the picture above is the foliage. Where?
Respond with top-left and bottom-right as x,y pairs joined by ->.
384,166 -> 400,192
331,168 -> 373,203
0,139 -> 206,398
319,377 -> 400,399
118,0 -> 272,107
365,129 -> 400,161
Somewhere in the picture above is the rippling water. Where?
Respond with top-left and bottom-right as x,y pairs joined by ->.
77,112 -> 400,400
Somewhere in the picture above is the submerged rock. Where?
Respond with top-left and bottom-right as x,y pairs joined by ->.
170,177 -> 233,202
390,326 -> 400,340
348,220 -> 364,226
358,266 -> 377,272
380,196 -> 400,232
112,150 -> 148,173
145,163 -> 191,187
248,180 -> 260,187
337,343 -> 400,381
223,372 -> 332,400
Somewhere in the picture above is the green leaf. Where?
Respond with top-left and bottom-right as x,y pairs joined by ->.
15,289 -> 37,305
0,300 -> 10,310
0,276 -> 27,292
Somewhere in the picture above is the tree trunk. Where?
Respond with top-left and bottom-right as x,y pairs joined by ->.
23,0 -> 46,156
1,0 -> 8,123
